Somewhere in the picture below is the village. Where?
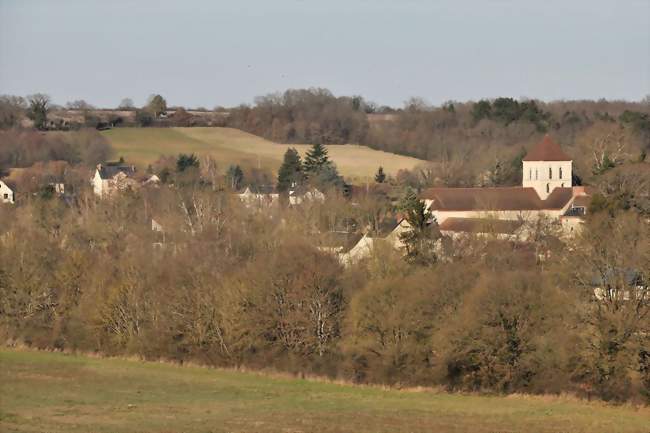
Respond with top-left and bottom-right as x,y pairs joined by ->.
1,134 -> 592,266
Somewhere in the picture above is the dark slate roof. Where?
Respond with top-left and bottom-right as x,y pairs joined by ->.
97,164 -> 136,180
369,217 -> 401,237
248,185 -> 277,194
523,135 -> 571,161
421,187 -> 574,211
439,217 -> 523,234
0,179 -> 16,190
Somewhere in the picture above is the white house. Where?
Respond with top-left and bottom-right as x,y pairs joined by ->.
237,186 -> 279,208
92,163 -> 139,198
0,180 -> 15,204
289,186 -> 325,205
143,174 -> 161,186
340,218 -> 409,265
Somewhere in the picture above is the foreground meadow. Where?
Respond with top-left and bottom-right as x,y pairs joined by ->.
1,349 -> 648,433
101,127 -> 425,181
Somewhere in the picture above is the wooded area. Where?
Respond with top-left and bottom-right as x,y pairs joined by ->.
0,169 -> 648,403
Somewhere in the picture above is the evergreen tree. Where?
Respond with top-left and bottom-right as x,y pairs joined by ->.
303,143 -> 331,174
398,187 -> 440,265
303,142 -> 344,190
146,94 -> 167,118
226,165 -> 244,190
277,148 -> 304,192
176,153 -> 199,172
313,163 -> 345,190
375,166 -> 386,183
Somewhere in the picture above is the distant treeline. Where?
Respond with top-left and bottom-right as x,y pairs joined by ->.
227,88 -> 370,145
2,90 -> 649,189
226,89 -> 650,187
0,129 -> 112,177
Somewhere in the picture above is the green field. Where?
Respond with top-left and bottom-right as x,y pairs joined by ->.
101,127 -> 425,181
1,349 -> 648,433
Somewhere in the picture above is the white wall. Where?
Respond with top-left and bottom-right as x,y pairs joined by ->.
0,181 -> 14,204
522,160 -> 572,199
92,170 -> 105,197
430,209 -> 566,224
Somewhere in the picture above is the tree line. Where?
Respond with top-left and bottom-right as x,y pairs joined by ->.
0,164 -> 647,403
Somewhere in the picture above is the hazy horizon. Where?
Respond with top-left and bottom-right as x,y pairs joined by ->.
1,0 -> 648,108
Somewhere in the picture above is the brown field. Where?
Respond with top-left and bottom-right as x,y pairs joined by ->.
101,127 -> 426,182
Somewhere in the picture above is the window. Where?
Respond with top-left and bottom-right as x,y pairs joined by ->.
549,167 -> 552,179
546,183 -> 550,194
529,168 -> 532,180
559,167 -> 563,179
535,169 -> 538,180
561,183 -> 564,187
3,193 -> 7,199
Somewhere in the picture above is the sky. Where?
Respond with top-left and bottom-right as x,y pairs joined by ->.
1,0 -> 648,108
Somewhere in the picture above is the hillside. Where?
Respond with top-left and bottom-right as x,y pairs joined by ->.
101,127 -> 426,181
2,349 -> 649,433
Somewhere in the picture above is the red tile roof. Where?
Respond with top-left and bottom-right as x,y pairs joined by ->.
421,187 -> 573,211
572,195 -> 591,208
439,217 -> 523,234
523,135 -> 571,161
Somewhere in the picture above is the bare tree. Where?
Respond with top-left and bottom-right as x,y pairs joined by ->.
26,93 -> 51,130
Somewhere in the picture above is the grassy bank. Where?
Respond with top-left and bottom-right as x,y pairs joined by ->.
1,349 -> 648,433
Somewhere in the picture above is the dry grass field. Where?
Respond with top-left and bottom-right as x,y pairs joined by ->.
101,127 -> 425,182
1,349 -> 649,433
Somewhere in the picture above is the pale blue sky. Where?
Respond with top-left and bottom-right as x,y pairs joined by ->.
1,0 -> 648,108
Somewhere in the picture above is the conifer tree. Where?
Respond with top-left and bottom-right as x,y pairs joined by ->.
277,148 -> 304,192
176,153 -> 199,172
375,166 -> 386,183
226,164 -> 244,190
303,143 -> 331,174
398,187 -> 440,265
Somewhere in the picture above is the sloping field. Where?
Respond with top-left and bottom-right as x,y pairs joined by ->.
1,349 -> 649,433
102,127 -> 425,181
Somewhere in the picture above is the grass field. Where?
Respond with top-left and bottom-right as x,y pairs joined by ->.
101,127 -> 425,181
1,349 -> 649,433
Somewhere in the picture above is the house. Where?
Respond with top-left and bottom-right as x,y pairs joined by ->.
289,186 -> 325,205
317,231 -> 364,256
340,218 -> 407,265
420,135 -> 590,236
0,180 -> 15,204
143,174 -> 161,186
151,218 -> 165,248
92,163 -> 139,197
151,218 -> 164,232
237,185 -> 279,208
49,182 -> 66,195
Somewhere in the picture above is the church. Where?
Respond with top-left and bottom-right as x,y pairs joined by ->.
341,135 -> 590,265
420,135 -> 590,236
